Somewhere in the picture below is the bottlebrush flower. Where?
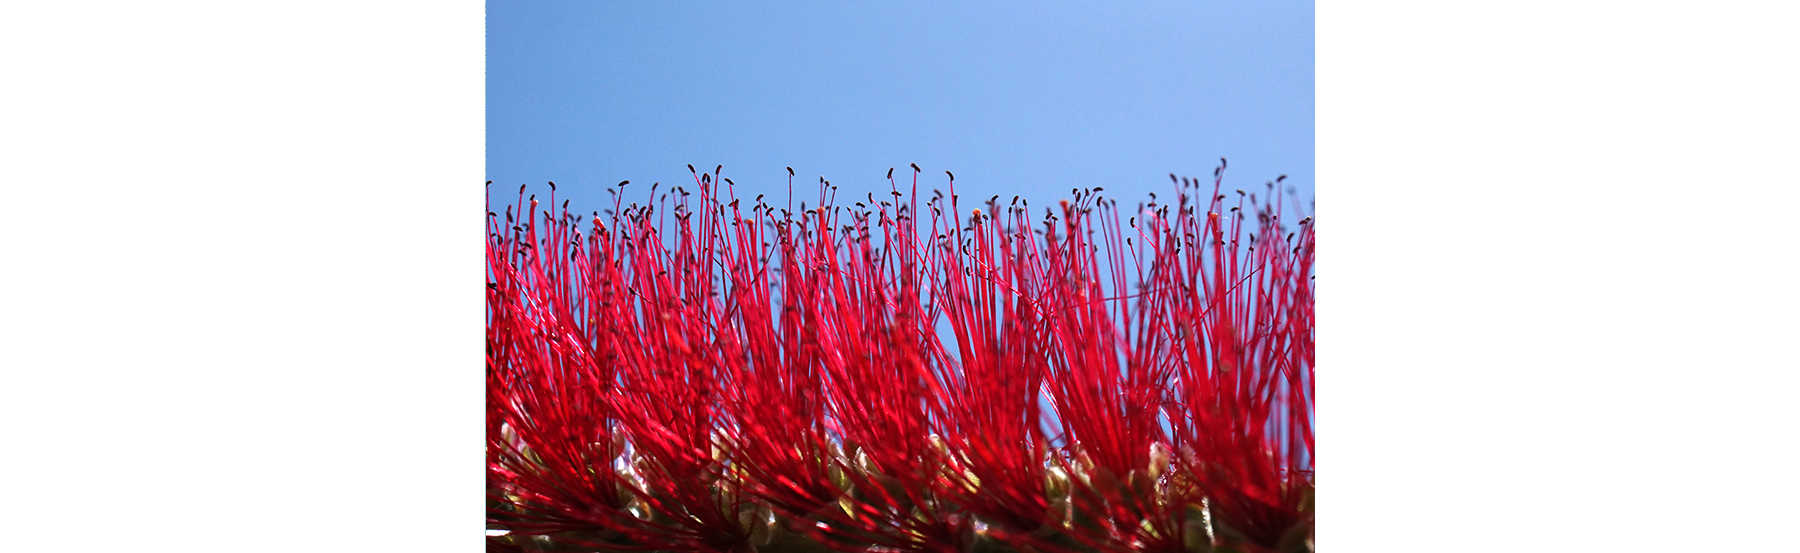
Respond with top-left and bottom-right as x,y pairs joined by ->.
487,162 -> 1314,553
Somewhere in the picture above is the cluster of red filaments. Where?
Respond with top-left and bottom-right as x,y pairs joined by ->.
488,162 -> 1314,553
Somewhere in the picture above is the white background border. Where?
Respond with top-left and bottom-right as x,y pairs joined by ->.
1320,1 -> 1797,550
3,3 -> 482,551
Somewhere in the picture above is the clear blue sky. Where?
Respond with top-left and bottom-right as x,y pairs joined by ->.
487,1 -> 1313,216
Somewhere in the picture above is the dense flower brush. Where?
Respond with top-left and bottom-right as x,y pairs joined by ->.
487,161 -> 1314,553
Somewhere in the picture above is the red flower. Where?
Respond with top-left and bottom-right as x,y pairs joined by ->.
487,162 -> 1314,553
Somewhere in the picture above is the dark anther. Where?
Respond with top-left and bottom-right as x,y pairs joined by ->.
887,167 -> 894,179
911,163 -> 921,173
688,164 -> 696,173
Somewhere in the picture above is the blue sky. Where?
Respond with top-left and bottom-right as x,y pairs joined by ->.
487,1 -> 1313,216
